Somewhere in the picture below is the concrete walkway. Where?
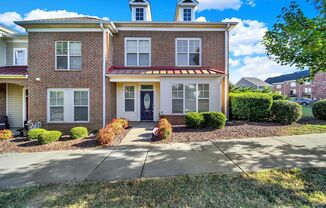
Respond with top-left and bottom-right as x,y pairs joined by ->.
0,124 -> 325,189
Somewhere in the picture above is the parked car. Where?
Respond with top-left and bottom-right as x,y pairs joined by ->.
290,98 -> 313,106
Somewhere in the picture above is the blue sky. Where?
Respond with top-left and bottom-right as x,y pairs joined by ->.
0,0 -> 317,82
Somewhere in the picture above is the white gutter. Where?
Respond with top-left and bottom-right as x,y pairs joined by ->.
100,23 -> 106,128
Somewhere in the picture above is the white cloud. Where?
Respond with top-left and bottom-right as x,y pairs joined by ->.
230,56 -> 297,83
246,0 -> 256,7
196,16 -> 207,22
223,17 -> 267,56
0,9 -> 108,31
197,0 -> 242,11
230,58 -> 240,67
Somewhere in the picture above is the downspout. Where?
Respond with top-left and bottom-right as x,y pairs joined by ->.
100,23 -> 106,128
225,24 -> 230,119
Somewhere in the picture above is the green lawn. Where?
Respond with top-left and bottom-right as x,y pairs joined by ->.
287,124 -> 326,135
1,168 -> 325,207
302,106 -> 314,119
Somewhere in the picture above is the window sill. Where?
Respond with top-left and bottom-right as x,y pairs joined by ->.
55,69 -> 82,72
47,121 -> 90,124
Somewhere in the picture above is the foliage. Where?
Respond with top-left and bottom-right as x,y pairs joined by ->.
70,127 -> 89,140
263,1 -> 326,80
312,99 -> 326,120
37,131 -> 62,145
108,121 -> 124,135
230,93 -> 273,121
156,118 -> 173,140
270,100 -> 302,125
272,93 -> 287,100
201,112 -> 227,129
27,128 -> 47,141
186,112 -> 205,128
97,127 -> 115,146
229,85 -> 272,94
0,130 -> 13,140
113,118 -> 129,129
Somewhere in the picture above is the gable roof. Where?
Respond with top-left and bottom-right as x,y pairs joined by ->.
265,70 -> 310,84
0,24 -> 17,34
238,77 -> 270,87
15,17 -> 111,25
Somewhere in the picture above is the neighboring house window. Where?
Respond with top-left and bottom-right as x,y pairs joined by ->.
276,84 -> 281,89
172,84 -> 184,114
290,82 -> 296,87
125,86 -> 135,112
56,41 -> 81,70
13,48 -> 27,65
172,83 -> 209,114
305,81 -> 311,85
135,8 -> 145,21
304,88 -> 312,94
125,38 -> 151,66
176,38 -> 201,66
290,89 -> 297,96
48,89 -> 89,123
183,8 -> 192,21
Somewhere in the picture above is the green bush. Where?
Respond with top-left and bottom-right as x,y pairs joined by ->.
272,93 -> 287,100
38,131 -> 62,145
201,112 -> 226,129
312,100 -> 326,120
270,100 -> 302,125
70,127 -> 89,139
185,112 -> 205,128
230,93 -> 273,121
27,128 -> 47,141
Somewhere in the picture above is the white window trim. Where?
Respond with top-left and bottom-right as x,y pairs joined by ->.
55,41 -> 82,71
172,83 -> 209,115
124,37 -> 151,67
182,7 -> 194,21
175,38 -> 202,67
13,48 -> 27,66
132,7 -> 147,21
47,88 -> 90,123
124,85 -> 136,113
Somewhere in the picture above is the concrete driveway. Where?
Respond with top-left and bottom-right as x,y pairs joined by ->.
0,124 -> 325,189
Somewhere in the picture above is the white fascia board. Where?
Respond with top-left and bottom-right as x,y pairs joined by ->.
117,27 -> 226,32
26,28 -> 103,32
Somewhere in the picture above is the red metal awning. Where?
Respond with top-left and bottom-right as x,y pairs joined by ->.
0,66 -> 28,76
107,66 -> 225,76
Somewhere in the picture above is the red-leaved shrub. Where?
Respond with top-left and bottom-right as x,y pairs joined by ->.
156,118 -> 173,140
0,129 -> 13,140
97,127 -> 115,145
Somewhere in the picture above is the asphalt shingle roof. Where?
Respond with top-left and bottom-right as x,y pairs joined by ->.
15,17 -> 111,25
242,77 -> 270,87
265,70 -> 310,84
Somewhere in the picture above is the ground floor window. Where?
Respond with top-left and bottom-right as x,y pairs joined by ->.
125,86 -> 135,112
172,83 -> 209,114
48,89 -> 89,123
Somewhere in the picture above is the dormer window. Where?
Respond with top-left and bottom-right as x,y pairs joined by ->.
183,8 -> 192,21
135,8 -> 145,21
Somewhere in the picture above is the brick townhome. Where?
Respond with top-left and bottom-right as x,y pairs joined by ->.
0,0 -> 237,132
265,70 -> 326,100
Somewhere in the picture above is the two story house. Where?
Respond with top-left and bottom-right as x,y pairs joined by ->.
0,24 -> 28,128
4,0 -> 236,132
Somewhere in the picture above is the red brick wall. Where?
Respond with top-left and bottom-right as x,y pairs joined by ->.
112,31 -> 226,72
160,115 -> 186,125
0,84 -> 6,116
312,72 -> 326,100
27,32 -> 104,132
272,82 -> 312,98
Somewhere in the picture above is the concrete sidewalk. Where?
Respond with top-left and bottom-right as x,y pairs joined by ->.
0,125 -> 325,189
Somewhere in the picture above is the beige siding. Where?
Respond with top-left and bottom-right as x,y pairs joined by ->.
6,42 -> 27,66
8,84 -> 24,128
0,39 -> 6,66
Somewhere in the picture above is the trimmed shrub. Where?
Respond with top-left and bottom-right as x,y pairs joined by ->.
27,128 -> 47,141
109,121 -> 124,135
114,118 -> 129,129
0,130 -> 13,140
230,93 -> 273,121
185,112 -> 205,128
312,99 -> 326,120
157,118 -> 172,140
70,127 -> 88,139
270,100 -> 302,125
97,127 -> 115,145
38,131 -> 62,144
272,93 -> 287,100
202,112 -> 227,129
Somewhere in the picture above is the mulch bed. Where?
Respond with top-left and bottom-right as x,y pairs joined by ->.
0,129 -> 130,153
158,120 -> 319,144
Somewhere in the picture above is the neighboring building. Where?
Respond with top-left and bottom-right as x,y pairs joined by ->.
265,70 -> 326,100
0,24 -> 28,128
0,0 -> 237,131
236,77 -> 271,90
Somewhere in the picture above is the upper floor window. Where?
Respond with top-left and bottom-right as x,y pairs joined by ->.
276,84 -> 282,89
125,38 -> 151,66
176,38 -> 201,66
290,82 -> 296,87
13,48 -> 27,65
135,8 -> 145,21
56,41 -> 81,70
183,8 -> 192,21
